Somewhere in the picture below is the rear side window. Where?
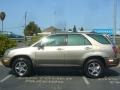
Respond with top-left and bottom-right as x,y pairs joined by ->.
87,34 -> 111,44
68,34 -> 91,46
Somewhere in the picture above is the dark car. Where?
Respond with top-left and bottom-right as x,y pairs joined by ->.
0,31 -> 24,42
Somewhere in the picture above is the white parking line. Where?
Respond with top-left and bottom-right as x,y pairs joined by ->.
0,75 -> 12,83
82,76 -> 90,85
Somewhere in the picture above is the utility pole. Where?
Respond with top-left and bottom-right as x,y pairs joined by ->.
113,0 -> 117,44
2,21 -> 3,32
24,12 -> 27,42
25,12 -> 27,29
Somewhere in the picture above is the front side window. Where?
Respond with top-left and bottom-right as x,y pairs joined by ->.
67,34 -> 91,46
41,35 -> 66,46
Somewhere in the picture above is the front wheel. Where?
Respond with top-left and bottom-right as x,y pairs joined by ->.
12,57 -> 32,77
84,59 -> 105,78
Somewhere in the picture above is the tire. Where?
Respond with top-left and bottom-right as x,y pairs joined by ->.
12,57 -> 32,77
84,59 -> 105,78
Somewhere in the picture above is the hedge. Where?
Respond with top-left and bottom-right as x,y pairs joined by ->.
0,35 -> 17,56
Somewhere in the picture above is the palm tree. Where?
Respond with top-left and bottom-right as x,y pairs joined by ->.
0,12 -> 6,32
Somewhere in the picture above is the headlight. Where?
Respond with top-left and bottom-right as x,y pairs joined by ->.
4,49 -> 10,56
4,47 -> 17,57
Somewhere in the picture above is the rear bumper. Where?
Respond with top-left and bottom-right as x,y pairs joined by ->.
105,58 -> 120,67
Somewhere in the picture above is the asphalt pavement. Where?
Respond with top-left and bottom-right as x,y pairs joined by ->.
0,64 -> 120,90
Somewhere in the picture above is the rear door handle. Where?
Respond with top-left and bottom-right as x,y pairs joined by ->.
57,48 -> 64,50
85,47 -> 92,50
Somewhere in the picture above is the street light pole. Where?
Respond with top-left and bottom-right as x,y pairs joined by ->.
113,0 -> 117,44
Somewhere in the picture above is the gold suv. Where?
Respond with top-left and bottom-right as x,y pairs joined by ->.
1,33 -> 119,78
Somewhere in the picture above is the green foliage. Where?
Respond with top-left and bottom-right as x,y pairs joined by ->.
24,21 -> 42,36
117,45 -> 120,54
80,27 -> 84,31
68,29 -> 72,32
26,35 -> 43,46
0,35 -> 17,55
31,35 -> 43,44
73,25 -> 77,32
116,37 -> 120,45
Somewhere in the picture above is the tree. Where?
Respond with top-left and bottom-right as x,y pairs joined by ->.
68,29 -> 73,32
0,12 -> 6,32
80,27 -> 84,31
73,25 -> 77,32
24,21 -> 42,36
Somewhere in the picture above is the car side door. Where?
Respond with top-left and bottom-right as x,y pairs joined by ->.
64,34 -> 92,66
35,34 -> 66,65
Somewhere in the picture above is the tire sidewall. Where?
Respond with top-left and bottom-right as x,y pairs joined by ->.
12,57 -> 32,77
84,59 -> 104,78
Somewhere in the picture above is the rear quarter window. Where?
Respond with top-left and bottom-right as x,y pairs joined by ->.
87,34 -> 111,44
67,34 -> 91,46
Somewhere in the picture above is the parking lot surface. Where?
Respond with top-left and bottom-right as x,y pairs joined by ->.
0,63 -> 120,90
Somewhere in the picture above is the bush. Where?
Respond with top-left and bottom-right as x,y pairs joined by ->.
0,35 -> 17,56
118,45 -> 120,54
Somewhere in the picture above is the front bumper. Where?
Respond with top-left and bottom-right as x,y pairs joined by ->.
105,58 -> 120,67
1,57 -> 11,67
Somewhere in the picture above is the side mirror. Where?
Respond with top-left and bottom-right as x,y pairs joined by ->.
38,44 -> 44,50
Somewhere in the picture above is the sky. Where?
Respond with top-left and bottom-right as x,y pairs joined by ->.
0,0 -> 120,35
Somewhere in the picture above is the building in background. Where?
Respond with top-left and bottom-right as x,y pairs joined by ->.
92,29 -> 113,35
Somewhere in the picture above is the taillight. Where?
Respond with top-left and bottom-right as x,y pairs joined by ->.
112,46 -> 117,54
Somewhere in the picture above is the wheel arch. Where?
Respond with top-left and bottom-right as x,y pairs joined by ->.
83,56 -> 106,68
10,55 -> 33,68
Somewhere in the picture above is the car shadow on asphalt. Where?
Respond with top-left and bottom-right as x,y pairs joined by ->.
9,67 -> 120,77
33,67 -> 120,77
33,67 -> 84,76
105,68 -> 120,77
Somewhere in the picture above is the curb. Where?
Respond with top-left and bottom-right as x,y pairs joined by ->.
117,63 -> 120,68
0,57 -> 3,65
0,61 -> 2,66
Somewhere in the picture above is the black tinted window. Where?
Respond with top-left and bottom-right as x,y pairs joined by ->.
88,34 -> 111,44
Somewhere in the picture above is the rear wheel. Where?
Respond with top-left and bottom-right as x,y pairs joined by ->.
84,59 -> 105,78
12,57 -> 32,77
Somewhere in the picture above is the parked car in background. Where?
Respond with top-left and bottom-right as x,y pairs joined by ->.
0,31 -> 24,42
1,32 -> 119,78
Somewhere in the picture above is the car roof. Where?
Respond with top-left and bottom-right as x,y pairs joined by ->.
50,32 -> 99,35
